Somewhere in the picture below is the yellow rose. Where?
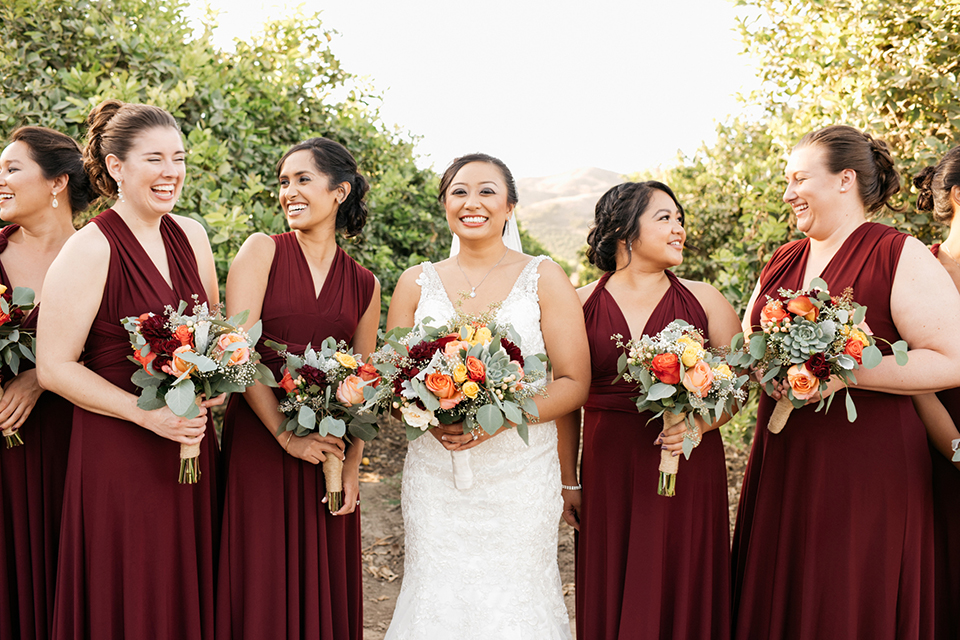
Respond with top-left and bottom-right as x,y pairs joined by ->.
470,327 -> 493,346
452,363 -> 469,384
680,344 -> 704,368
851,328 -> 870,346
461,381 -> 480,399
712,363 -> 733,378
0,284 -> 6,295
334,352 -> 358,369
459,326 -> 475,341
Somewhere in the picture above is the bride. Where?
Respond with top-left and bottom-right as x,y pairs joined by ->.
384,154 -> 591,639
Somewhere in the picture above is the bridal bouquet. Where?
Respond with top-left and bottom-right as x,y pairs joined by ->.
267,338 -> 381,512
614,320 -> 748,496
123,298 -> 274,483
0,284 -> 36,448
365,312 -> 547,489
727,277 -> 908,433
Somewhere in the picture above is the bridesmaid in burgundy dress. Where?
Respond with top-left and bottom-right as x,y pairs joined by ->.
0,127 -> 95,640
731,126 -> 960,640
216,138 -> 379,640
560,181 -> 741,640
911,146 -> 960,640
37,100 -> 222,640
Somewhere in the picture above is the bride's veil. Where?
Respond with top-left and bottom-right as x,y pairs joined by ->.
448,216 -> 524,258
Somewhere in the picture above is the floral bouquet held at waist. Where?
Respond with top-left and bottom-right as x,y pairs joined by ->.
0,284 -> 36,448
267,338 -> 381,513
614,320 -> 748,497
727,277 -> 908,434
364,314 -> 548,490
123,298 -> 275,483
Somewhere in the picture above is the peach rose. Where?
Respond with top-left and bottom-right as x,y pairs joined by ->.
760,300 -> 789,325
786,295 -> 819,321
174,324 -> 193,346
357,362 -> 380,386
650,353 -> 681,385
217,333 -> 251,366
444,339 -> 468,358
336,375 -> 365,406
682,360 -> 714,398
786,363 -> 819,400
466,356 -> 486,382
167,345 -> 197,378
279,369 -> 297,393
844,338 -> 864,365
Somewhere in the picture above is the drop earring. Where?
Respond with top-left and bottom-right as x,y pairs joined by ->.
117,179 -> 125,203
52,192 -> 59,209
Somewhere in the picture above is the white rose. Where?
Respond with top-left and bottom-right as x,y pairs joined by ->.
400,404 -> 436,431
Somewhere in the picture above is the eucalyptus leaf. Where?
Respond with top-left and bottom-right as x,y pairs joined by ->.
18,342 -> 36,363
844,389 -> 857,422
227,309 -> 250,327
297,405 -> 317,431
749,333 -> 767,360
11,286 -> 35,307
861,345 -> 883,369
516,421 -> 530,445
502,401 -> 523,425
853,306 -> 866,326
682,436 -> 694,460
646,382 -> 676,402
165,379 -> 197,417
520,397 -> 539,418
319,415 -> 346,438
349,421 -> 379,442
176,350 -> 218,373
132,368 -> 161,388
477,404 -> 504,434
809,277 -> 828,291
892,340 -> 909,366
247,319 -> 263,346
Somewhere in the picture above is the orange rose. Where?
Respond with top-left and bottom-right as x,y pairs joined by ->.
174,325 -> 193,346
279,369 -> 297,393
650,353 -> 681,385
133,347 -> 157,374
166,345 -> 197,378
786,363 -> 819,400
682,360 -> 714,398
425,372 -> 463,410
357,362 -> 380,386
216,333 -> 250,366
0,311 -> 11,326
760,300 -> 789,325
844,338 -> 863,365
465,356 -> 486,383
786,295 -> 819,321
336,375 -> 365,406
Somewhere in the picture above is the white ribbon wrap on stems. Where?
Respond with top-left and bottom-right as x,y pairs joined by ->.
451,449 -> 473,489
449,216 -> 524,258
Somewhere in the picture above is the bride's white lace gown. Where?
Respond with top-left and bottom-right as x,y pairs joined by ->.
385,256 -> 572,640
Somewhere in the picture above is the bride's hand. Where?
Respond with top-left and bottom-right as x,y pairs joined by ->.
447,424 -> 511,451
429,422 -> 466,451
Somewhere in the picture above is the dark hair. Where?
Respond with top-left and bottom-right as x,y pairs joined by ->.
438,153 -> 518,206
9,126 -> 97,217
83,99 -> 180,199
913,145 -> 960,225
276,137 -> 369,237
795,125 -> 902,214
586,181 -> 684,272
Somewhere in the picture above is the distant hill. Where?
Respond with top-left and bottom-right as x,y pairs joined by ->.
515,167 -> 623,263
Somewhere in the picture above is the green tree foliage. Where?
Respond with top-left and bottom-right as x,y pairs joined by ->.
0,0 -> 448,315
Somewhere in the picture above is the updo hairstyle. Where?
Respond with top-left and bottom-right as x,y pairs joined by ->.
438,153 -> 518,206
586,181 -> 684,272
82,99 -> 180,199
9,126 -> 97,217
913,145 -> 960,224
795,125 -> 902,214
276,137 -> 369,237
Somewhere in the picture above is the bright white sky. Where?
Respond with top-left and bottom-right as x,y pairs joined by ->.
184,0 -> 761,180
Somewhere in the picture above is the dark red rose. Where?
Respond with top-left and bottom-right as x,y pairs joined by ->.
394,366 -> 420,396
297,364 -> 328,389
139,315 -> 172,343
407,338 -> 449,363
501,338 -> 523,364
806,353 -> 831,380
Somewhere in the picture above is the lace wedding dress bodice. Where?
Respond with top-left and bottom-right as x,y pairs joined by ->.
385,256 -> 572,640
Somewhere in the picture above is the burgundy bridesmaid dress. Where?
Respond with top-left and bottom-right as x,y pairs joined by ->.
52,210 -> 219,640
0,224 -> 73,640
576,270 -> 731,640
732,222 -> 934,640
929,244 -> 960,640
216,233 -> 374,640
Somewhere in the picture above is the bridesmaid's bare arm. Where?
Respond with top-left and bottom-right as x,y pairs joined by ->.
171,213 -> 220,305
36,226 -> 210,445
857,237 -> 960,394
352,277 -> 381,360
913,393 -> 960,471
385,265 -> 423,332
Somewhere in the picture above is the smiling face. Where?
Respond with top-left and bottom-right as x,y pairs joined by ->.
783,144 -> 848,238
277,149 -> 347,232
443,161 -> 515,245
0,140 -> 59,224
108,126 -> 185,216
630,188 -> 685,269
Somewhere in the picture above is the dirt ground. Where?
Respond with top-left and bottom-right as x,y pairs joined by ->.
357,418 -> 750,639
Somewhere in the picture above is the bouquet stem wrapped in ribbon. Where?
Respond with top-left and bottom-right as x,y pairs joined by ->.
728,278 -> 908,433
123,298 -> 275,483
614,320 -> 748,497
268,337 -> 381,513
365,311 -> 548,490
0,284 -> 36,448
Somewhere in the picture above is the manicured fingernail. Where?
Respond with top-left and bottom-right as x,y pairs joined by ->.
441,435 -> 447,441
672,451 -> 679,457
661,445 -> 667,450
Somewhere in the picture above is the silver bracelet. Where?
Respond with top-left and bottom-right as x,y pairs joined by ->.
561,483 -> 581,491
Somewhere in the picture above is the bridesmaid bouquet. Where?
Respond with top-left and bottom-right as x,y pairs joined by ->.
122,298 -> 274,483
266,338 -> 381,512
0,284 -> 37,448
613,320 -> 748,496
365,313 -> 547,489
727,277 -> 908,433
